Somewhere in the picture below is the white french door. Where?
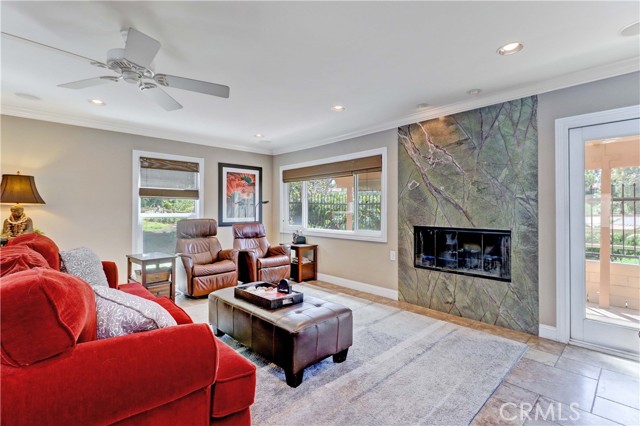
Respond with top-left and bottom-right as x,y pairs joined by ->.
567,117 -> 639,356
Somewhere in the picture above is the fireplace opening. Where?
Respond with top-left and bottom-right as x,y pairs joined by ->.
414,226 -> 511,281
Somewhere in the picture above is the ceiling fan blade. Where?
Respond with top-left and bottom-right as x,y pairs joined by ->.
154,74 -> 230,98
141,85 -> 182,111
1,32 -> 107,67
58,76 -> 118,89
124,28 -> 160,68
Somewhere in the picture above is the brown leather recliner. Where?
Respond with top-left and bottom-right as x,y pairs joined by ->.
232,223 -> 291,284
176,219 -> 238,297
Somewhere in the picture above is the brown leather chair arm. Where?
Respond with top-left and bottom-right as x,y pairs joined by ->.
237,249 -> 259,283
219,249 -> 239,265
178,253 -> 196,283
268,245 -> 290,258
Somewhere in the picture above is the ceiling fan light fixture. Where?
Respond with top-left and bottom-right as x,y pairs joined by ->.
89,99 -> 105,106
497,42 -> 524,56
122,69 -> 141,84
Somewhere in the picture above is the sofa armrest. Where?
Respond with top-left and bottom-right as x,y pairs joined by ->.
101,261 -> 119,289
237,249 -> 258,283
268,245 -> 290,258
219,248 -> 239,264
1,324 -> 218,426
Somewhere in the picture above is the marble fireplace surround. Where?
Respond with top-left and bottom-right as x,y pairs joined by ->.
398,96 -> 539,335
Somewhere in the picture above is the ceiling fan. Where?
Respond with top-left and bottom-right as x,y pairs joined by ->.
1,28 -> 230,111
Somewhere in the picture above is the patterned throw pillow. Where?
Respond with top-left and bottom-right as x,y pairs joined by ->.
93,286 -> 177,339
60,247 -> 109,288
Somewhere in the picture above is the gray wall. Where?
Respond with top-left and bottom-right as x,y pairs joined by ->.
0,116 -> 273,276
537,71 -> 640,326
2,72 -> 637,328
272,129 -> 398,292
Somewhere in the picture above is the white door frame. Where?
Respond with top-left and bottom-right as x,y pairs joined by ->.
555,105 -> 640,348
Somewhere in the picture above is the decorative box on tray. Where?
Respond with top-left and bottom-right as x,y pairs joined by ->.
234,281 -> 303,309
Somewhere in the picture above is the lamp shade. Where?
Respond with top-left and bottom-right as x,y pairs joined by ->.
0,174 -> 46,205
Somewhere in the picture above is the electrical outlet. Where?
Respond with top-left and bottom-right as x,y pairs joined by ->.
390,250 -> 396,261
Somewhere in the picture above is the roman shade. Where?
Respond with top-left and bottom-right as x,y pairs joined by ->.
282,155 -> 382,183
139,157 -> 200,199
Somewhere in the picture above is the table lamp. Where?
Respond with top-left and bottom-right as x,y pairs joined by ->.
1,172 -> 46,238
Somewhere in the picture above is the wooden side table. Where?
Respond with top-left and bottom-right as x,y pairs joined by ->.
290,244 -> 318,282
126,252 -> 176,301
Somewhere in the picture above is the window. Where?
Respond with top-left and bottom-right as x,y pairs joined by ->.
133,151 -> 204,254
281,148 -> 386,242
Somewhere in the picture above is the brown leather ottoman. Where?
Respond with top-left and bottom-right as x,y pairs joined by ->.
208,286 -> 353,387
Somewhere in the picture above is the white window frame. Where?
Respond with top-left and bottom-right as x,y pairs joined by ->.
132,150 -> 205,253
280,147 -> 387,243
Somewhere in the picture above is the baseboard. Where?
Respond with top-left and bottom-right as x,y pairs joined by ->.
316,273 -> 398,300
538,324 -> 559,341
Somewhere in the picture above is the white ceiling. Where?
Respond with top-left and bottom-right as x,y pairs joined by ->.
1,1 -> 639,155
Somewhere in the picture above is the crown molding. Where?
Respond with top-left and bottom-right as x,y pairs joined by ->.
271,56 -> 640,155
2,56 -> 638,157
0,105 -> 273,155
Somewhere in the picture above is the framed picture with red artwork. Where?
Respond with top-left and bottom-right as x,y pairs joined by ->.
218,163 -> 263,226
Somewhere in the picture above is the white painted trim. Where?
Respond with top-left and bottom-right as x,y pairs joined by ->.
271,58 -> 640,155
279,147 -> 388,243
569,339 -> 640,362
131,150 -> 205,253
538,324 -> 559,341
554,105 -> 640,345
3,58 -> 637,156
317,273 -> 398,300
2,105 -> 273,155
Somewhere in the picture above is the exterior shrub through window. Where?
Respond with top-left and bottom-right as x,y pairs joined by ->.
282,149 -> 386,241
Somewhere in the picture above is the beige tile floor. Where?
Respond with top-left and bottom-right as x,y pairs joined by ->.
177,280 -> 640,426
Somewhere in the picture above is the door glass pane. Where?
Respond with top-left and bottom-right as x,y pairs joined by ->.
584,136 -> 640,329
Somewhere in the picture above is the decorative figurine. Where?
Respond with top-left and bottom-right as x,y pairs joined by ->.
2,205 -> 34,238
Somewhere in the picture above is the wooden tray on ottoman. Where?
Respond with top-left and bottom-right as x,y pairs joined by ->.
234,282 -> 303,309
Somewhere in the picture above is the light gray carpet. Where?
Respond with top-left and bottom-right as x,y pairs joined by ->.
217,284 -> 527,426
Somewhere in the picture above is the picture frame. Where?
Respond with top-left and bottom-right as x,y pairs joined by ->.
218,163 -> 263,226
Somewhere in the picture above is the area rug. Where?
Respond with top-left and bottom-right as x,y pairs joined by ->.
214,284 -> 527,426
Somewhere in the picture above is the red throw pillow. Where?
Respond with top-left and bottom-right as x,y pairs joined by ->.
6,233 -> 61,270
0,268 -> 97,366
0,246 -> 50,277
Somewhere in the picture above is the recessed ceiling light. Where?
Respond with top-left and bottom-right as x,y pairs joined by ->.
15,92 -> 41,101
620,21 -> 640,37
89,99 -> 106,106
331,105 -> 346,112
416,103 -> 430,109
467,89 -> 482,96
497,42 -> 524,56
254,133 -> 264,138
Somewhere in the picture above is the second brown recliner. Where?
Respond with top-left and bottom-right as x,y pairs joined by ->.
232,223 -> 291,284
176,219 -> 238,297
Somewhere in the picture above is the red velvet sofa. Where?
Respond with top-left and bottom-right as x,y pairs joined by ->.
0,234 -> 256,426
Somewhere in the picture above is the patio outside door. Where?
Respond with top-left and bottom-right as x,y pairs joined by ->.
568,117 -> 640,356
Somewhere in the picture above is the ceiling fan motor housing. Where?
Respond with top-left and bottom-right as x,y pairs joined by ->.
106,48 -> 154,80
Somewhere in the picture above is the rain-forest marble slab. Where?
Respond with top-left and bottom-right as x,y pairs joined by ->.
398,96 -> 539,334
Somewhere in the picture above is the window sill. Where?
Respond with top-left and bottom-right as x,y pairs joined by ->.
282,228 -> 387,243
